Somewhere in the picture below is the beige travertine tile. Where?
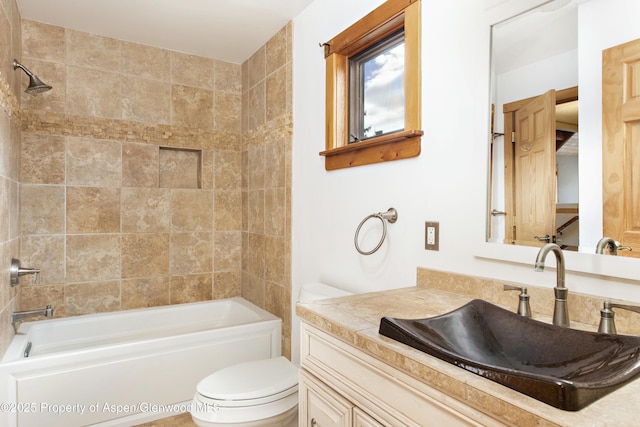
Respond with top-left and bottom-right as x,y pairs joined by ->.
241,58 -> 249,93
65,280 -> 120,315
241,271 -> 265,308
241,190 -> 248,232
159,148 -> 201,189
213,190 -> 242,231
266,25 -> 288,75
0,113 -> 12,180
170,84 -> 213,129
247,145 -> 265,189
122,277 -> 171,310
213,271 -> 241,299
213,231 -> 241,271
20,184 -> 65,234
19,284 -> 65,318
21,133 -> 65,184
0,241 -> 18,309
265,235 -> 286,284
214,91 -> 241,134
121,42 -> 170,81
121,233 -> 170,278
170,273 -> 212,304
18,59 -> 66,113
283,239 -> 291,286
122,142 -> 159,188
170,232 -> 212,275
264,141 -> 285,188
66,65 -> 122,119
264,188 -> 285,236
20,235 -> 65,285
170,189 -> 212,232
121,75 -> 170,124
214,60 -> 242,94
247,190 -> 264,233
214,150 -> 242,190
22,20 -> 65,63
245,233 -> 265,278
66,234 -> 121,282
0,9 -> 13,91
247,46 -> 265,88
201,149 -> 214,190
241,150 -> 248,190
170,52 -> 213,89
121,187 -> 170,233
247,80 -> 265,131
0,177 -> 10,242
66,186 -> 121,233
10,3 -> 21,96
241,81 -> 249,133
266,281 -> 291,334
266,66 -> 287,121
67,30 -> 121,72
66,137 -> 122,186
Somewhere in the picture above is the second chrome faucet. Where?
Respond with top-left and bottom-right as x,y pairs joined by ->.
535,243 -> 569,327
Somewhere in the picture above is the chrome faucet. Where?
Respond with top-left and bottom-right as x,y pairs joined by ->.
595,237 -> 632,255
534,243 -> 569,327
11,305 -> 53,324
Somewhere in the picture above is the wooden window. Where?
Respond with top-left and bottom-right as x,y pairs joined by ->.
320,0 -> 422,170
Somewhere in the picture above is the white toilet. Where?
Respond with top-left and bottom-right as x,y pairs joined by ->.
190,283 -> 351,427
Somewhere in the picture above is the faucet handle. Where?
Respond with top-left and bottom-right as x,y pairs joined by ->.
10,259 -> 40,286
503,285 -> 532,317
598,301 -> 640,334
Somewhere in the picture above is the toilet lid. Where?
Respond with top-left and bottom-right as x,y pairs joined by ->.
197,356 -> 298,402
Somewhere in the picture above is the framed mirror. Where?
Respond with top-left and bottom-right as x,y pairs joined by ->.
480,0 -> 640,280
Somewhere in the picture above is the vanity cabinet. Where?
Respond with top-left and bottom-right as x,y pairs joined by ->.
299,322 -> 506,427
300,369 -> 353,427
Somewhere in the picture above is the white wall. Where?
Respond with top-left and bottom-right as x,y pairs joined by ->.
291,0 -> 640,364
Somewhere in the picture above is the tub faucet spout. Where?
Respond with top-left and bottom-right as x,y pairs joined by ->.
534,243 -> 569,327
11,305 -> 53,324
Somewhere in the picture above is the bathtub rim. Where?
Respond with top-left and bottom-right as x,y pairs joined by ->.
1,297 -> 280,364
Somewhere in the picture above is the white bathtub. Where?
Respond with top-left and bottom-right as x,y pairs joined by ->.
0,297 -> 282,427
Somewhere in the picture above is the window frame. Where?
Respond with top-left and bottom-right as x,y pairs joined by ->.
320,0 -> 422,170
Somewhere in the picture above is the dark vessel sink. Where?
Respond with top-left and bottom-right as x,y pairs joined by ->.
379,299 -> 640,411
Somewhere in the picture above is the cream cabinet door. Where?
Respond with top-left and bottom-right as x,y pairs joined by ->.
353,408 -> 384,427
300,370 -> 352,427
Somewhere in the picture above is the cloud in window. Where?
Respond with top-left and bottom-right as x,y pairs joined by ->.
363,43 -> 405,137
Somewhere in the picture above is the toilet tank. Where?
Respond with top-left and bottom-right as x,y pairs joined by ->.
298,283 -> 352,303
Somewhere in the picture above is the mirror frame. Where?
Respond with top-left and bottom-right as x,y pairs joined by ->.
476,0 -> 639,282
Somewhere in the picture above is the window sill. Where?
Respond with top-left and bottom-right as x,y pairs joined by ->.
319,129 -> 423,170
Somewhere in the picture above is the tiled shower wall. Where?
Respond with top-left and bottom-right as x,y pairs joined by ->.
18,19 -> 245,319
1,11 -> 292,358
241,24 -> 293,358
0,0 -> 22,356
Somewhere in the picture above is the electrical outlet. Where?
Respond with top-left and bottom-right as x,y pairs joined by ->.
425,221 -> 439,251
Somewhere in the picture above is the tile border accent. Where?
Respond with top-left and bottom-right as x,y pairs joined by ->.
20,109 -> 241,150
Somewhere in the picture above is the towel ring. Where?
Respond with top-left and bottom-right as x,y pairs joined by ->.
354,208 -> 398,255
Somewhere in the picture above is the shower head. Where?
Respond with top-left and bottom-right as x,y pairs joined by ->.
12,59 -> 52,94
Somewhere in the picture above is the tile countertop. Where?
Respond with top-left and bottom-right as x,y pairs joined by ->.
296,286 -> 640,427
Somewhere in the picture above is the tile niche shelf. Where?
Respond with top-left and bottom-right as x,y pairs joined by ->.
159,147 -> 202,189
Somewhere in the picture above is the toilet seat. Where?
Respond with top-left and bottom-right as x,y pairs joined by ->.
196,356 -> 298,406
191,357 -> 298,425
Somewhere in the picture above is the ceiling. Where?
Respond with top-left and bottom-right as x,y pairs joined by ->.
16,0 -> 314,64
